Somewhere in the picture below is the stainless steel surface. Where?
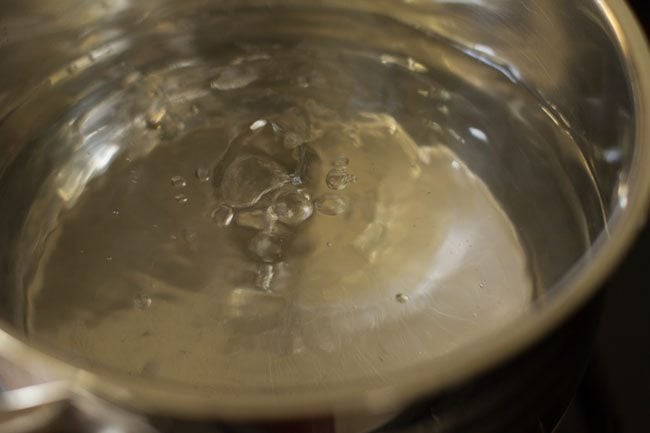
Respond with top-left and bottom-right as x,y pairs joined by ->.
0,382 -> 68,433
0,0 -> 648,424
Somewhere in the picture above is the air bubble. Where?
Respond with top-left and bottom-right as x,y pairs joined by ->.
174,194 -> 189,204
272,191 -> 313,226
134,293 -> 152,310
195,167 -> 210,183
171,175 -> 187,188
395,293 -> 409,303
326,168 -> 350,191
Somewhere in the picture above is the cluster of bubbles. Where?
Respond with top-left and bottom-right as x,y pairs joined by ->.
136,71 -> 410,302
325,156 -> 356,191
209,118 -> 353,291
159,116 -> 354,292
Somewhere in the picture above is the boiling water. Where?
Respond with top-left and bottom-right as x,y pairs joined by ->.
12,8 -> 592,390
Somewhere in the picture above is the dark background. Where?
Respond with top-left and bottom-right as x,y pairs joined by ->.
554,227 -> 650,433
555,4 -> 650,433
